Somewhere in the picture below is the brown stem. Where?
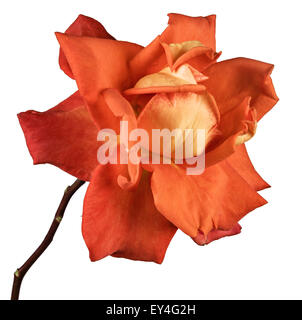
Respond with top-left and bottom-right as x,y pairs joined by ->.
11,179 -> 85,300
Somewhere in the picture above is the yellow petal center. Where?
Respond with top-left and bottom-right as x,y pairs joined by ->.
138,91 -> 219,158
135,64 -> 198,89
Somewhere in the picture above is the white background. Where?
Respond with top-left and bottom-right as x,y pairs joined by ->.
0,0 -> 301,300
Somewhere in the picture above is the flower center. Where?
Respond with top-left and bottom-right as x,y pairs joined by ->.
132,41 -> 220,159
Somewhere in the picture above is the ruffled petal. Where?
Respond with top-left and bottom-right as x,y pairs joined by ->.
205,97 -> 254,167
226,144 -> 270,191
161,13 -> 216,51
161,41 -> 221,72
162,41 -> 206,66
18,91 -> 99,181
129,13 -> 217,81
150,161 -> 267,238
82,165 -> 177,263
203,58 -> 278,120
193,223 -> 242,245
59,14 -> 115,78
56,33 -> 142,103
102,89 -> 141,189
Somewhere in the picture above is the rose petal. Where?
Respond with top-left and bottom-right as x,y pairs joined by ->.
161,13 -> 216,51
161,42 -> 221,72
82,165 -> 177,263
205,97 -> 254,167
102,89 -> 141,190
124,84 -> 207,96
173,47 -> 221,72
203,58 -> 278,120
56,33 -> 142,104
125,64 -> 207,96
129,36 -> 168,82
138,91 -> 220,157
59,14 -> 115,78
226,144 -> 270,191
162,41 -> 206,65
150,161 -> 267,238
193,223 -> 242,245
135,65 -> 198,88
18,91 -> 99,181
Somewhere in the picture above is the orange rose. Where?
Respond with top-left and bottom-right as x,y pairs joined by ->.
18,14 -> 278,263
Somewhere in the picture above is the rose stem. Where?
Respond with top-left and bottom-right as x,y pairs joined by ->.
11,179 -> 85,300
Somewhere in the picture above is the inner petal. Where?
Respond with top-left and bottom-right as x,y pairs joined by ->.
168,40 -> 205,62
138,91 -> 220,159
134,64 -> 194,89
133,64 -> 207,90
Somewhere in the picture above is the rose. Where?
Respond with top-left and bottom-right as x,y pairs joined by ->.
18,14 -> 278,263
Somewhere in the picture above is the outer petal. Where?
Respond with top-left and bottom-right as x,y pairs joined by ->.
82,165 -> 177,263
56,33 -> 142,103
226,144 -> 270,191
193,223 -> 242,245
205,97 -> 254,167
18,92 -> 99,181
203,58 -> 278,120
161,13 -> 216,51
150,161 -> 267,238
59,14 -> 115,78
205,134 -> 238,168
